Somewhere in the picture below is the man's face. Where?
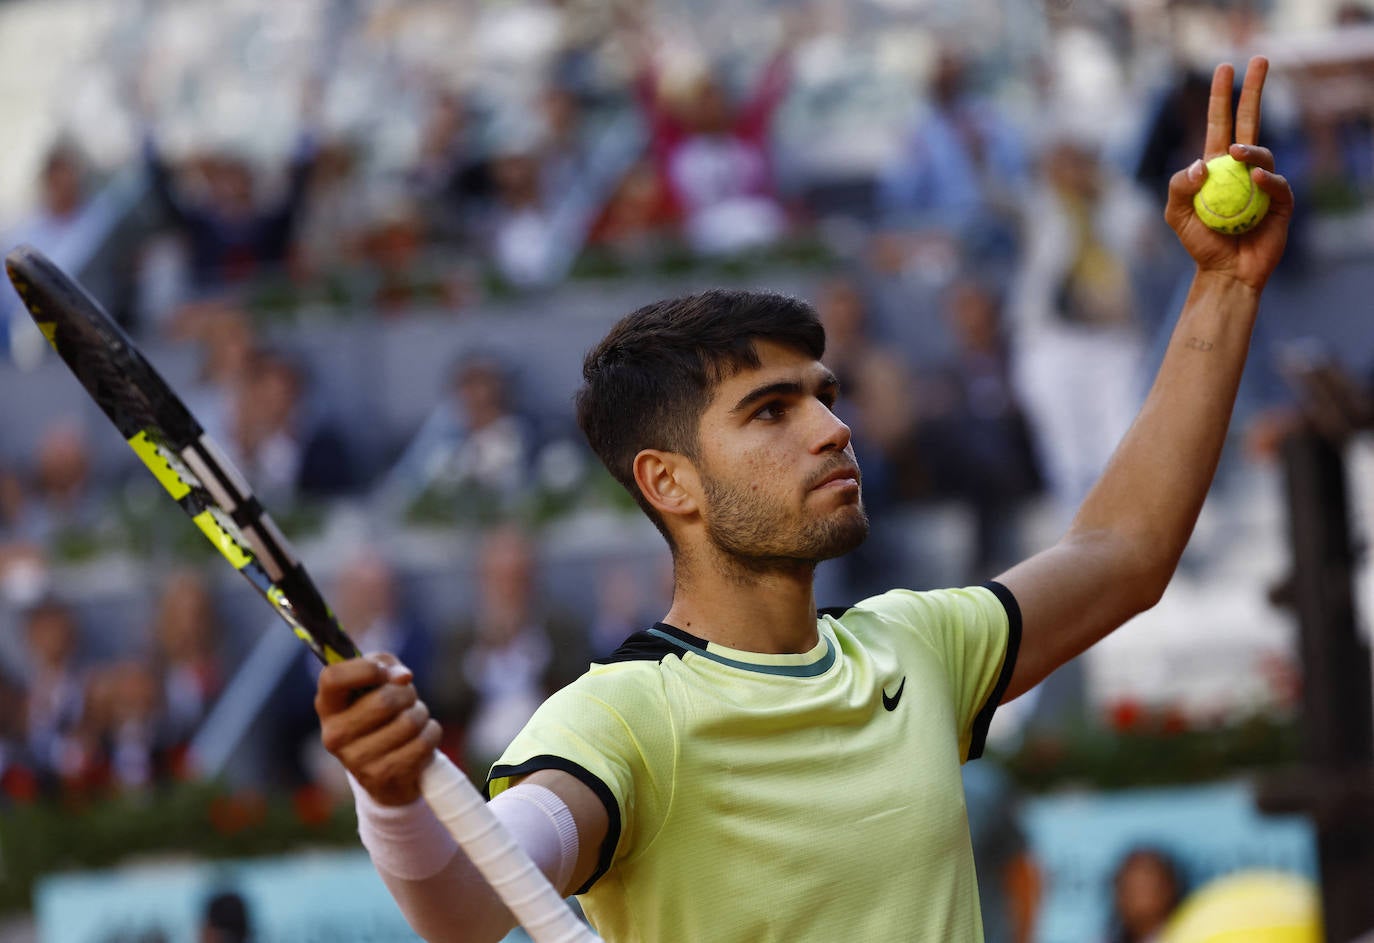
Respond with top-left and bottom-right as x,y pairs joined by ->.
42,157 -> 82,216
691,340 -> 868,571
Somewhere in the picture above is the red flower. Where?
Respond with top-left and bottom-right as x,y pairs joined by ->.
292,783 -> 335,827
1,765 -> 39,804
1108,698 -> 1145,732
209,791 -> 267,835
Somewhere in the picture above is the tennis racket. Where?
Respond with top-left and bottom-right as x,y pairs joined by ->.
4,244 -> 598,943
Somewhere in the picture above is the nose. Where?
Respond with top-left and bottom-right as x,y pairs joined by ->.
810,400 -> 852,455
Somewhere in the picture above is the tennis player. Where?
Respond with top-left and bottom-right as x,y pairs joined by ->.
314,56 -> 1292,942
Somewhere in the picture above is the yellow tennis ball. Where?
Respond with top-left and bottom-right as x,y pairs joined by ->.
1159,870 -> 1321,943
1193,154 -> 1270,234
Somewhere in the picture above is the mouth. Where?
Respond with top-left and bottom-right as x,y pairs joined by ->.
810,464 -> 862,492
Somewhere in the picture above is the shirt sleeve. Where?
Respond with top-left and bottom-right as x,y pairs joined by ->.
858,581 -> 1022,762
485,667 -> 674,893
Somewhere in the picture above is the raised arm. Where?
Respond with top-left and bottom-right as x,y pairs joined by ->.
141,130 -> 199,231
315,656 -> 607,943
994,56 -> 1295,702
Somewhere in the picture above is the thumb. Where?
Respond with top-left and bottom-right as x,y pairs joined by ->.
1164,159 -> 1208,229
1174,158 -> 1208,198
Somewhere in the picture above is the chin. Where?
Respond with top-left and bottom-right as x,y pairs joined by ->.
813,505 -> 870,561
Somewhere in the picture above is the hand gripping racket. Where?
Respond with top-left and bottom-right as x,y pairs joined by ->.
4,245 -> 598,943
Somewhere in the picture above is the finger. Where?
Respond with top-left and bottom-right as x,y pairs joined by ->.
1163,160 -> 1208,234
1204,62 -> 1236,158
1253,168 -> 1294,216
336,699 -> 434,769
1234,55 -> 1269,146
318,680 -> 419,755
357,720 -> 442,792
1166,160 -> 1209,211
367,652 -> 414,686
350,680 -> 420,730
1229,143 -> 1274,172
316,657 -> 391,716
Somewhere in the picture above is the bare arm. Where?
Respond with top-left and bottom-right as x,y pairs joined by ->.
316,656 -> 608,943
996,56 -> 1295,702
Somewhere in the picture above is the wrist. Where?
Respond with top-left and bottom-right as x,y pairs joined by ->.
1191,266 -> 1264,301
350,772 -> 458,880
1189,268 -> 1263,312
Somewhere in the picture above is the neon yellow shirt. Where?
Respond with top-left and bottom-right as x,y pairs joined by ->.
488,582 -> 1021,942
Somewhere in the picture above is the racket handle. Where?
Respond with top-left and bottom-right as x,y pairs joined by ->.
419,754 -> 600,943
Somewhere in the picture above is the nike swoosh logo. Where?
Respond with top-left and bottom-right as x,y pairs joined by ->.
882,677 -> 906,711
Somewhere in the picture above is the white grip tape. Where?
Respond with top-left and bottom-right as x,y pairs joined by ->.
419,754 -> 599,943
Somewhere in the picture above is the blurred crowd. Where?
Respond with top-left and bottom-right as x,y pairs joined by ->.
1,4 -> 1373,919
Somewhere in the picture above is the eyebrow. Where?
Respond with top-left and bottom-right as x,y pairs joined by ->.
729,370 -> 839,415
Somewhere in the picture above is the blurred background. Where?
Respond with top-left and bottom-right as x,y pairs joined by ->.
0,0 -> 1372,940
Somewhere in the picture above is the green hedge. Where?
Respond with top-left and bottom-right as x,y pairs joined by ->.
994,713 -> 1301,793
0,781 -> 359,917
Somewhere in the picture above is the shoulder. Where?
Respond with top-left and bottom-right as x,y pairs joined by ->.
827,584 -> 1017,645
831,584 -> 1005,620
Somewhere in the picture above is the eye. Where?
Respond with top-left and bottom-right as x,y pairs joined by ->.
752,400 -> 787,421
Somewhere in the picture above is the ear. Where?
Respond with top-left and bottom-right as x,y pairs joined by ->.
632,449 -> 700,522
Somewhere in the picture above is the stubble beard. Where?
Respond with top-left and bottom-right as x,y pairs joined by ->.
701,471 -> 870,578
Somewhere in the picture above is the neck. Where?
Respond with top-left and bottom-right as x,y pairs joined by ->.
662,546 -> 820,655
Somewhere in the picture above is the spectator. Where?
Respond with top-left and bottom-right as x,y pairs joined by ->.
1105,846 -> 1185,943
910,277 -> 1044,577
1007,133 -> 1155,519
10,421 -> 117,558
538,83 -> 597,200
226,347 -> 360,507
375,352 -> 537,521
408,89 -> 494,249
485,130 -> 564,289
628,20 -> 794,255
199,889 -> 254,943
434,524 -> 587,775
878,44 -> 1030,271
84,658 -> 164,792
149,568 -> 228,758
139,84 -> 320,296
585,156 -> 678,262
18,595 -> 88,791
354,196 -> 454,314
332,552 -> 435,698
294,138 -> 371,283
587,557 -> 672,659
169,301 -> 258,445
2,140 -> 138,364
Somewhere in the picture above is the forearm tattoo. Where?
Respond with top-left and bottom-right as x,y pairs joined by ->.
1185,337 -> 1215,352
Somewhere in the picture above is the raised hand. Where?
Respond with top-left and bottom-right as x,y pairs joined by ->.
1164,55 -> 1295,291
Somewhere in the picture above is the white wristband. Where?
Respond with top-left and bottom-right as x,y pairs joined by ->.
349,771 -> 459,881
